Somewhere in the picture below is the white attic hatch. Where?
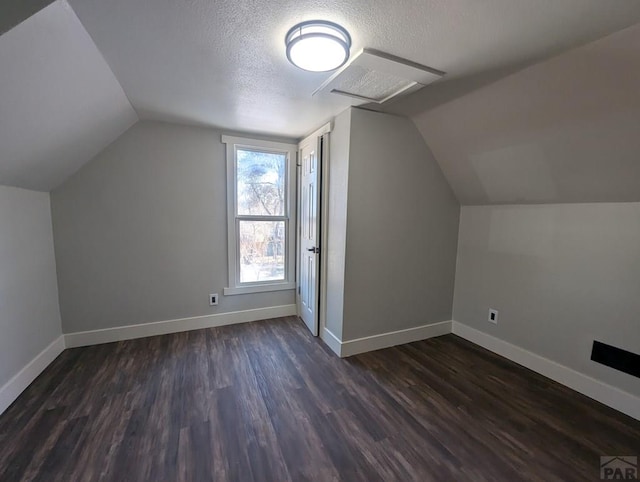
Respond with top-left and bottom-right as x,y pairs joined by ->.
313,48 -> 445,104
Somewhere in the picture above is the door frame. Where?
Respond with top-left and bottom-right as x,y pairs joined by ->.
296,122 -> 332,336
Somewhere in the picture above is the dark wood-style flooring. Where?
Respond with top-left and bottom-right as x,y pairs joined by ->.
0,316 -> 638,481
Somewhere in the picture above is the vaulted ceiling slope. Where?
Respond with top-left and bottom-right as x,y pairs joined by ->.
411,23 -> 640,205
0,0 -> 54,36
3,0 -> 640,192
68,0 -> 640,138
0,0 -> 137,191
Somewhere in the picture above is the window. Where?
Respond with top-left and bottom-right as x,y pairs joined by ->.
222,135 -> 297,295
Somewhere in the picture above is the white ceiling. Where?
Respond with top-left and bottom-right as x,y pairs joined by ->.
0,1 -> 137,191
412,23 -> 640,205
2,0 -> 640,192
68,0 -> 640,138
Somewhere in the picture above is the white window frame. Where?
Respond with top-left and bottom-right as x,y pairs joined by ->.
222,135 -> 297,296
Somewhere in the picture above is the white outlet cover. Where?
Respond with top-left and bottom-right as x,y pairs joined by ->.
488,309 -> 499,324
209,294 -> 218,306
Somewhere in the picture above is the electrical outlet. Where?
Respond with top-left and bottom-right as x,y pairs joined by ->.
209,293 -> 218,306
488,308 -> 498,324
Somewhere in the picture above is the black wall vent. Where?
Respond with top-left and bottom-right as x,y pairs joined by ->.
591,341 -> 640,379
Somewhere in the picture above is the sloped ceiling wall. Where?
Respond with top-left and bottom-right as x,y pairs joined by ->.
412,23 -> 640,205
0,0 -> 55,36
2,0 -> 640,195
0,0 -> 137,191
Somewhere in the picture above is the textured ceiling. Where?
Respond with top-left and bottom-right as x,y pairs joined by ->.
0,1 -> 137,191
3,0 -> 640,192
68,0 -> 640,138
412,23 -> 640,205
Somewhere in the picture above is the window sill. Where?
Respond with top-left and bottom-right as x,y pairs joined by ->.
223,282 -> 295,296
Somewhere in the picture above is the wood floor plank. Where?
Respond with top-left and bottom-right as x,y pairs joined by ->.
31,415 -> 89,482
0,316 -> 638,481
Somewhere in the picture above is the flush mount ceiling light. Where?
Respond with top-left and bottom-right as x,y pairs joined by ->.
285,20 -> 351,72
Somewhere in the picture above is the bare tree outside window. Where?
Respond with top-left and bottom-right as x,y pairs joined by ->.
236,149 -> 287,283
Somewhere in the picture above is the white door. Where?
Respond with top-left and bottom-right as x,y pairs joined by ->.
297,137 -> 321,335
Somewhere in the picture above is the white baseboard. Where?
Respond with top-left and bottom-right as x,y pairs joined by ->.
65,304 -> 297,348
0,335 -> 66,416
342,321 -> 452,357
322,321 -> 452,358
321,327 -> 342,356
452,321 -> 640,421
4,313 -> 636,424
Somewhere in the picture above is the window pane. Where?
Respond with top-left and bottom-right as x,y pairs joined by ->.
239,220 -> 286,283
237,149 -> 286,216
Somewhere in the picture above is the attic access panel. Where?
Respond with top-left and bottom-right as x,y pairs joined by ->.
313,48 -> 445,104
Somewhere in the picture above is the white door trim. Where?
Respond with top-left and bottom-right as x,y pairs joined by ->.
301,122 -> 332,141
296,122 -> 332,335
318,132 -> 331,338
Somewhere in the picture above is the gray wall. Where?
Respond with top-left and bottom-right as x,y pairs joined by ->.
0,186 -> 62,387
342,109 -> 460,340
51,121 -> 295,333
325,109 -> 351,338
454,203 -> 640,397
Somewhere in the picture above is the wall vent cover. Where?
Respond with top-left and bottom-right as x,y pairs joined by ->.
591,341 -> 640,379
313,48 -> 445,104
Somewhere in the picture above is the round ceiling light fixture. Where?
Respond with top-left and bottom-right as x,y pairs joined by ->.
285,20 -> 351,72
